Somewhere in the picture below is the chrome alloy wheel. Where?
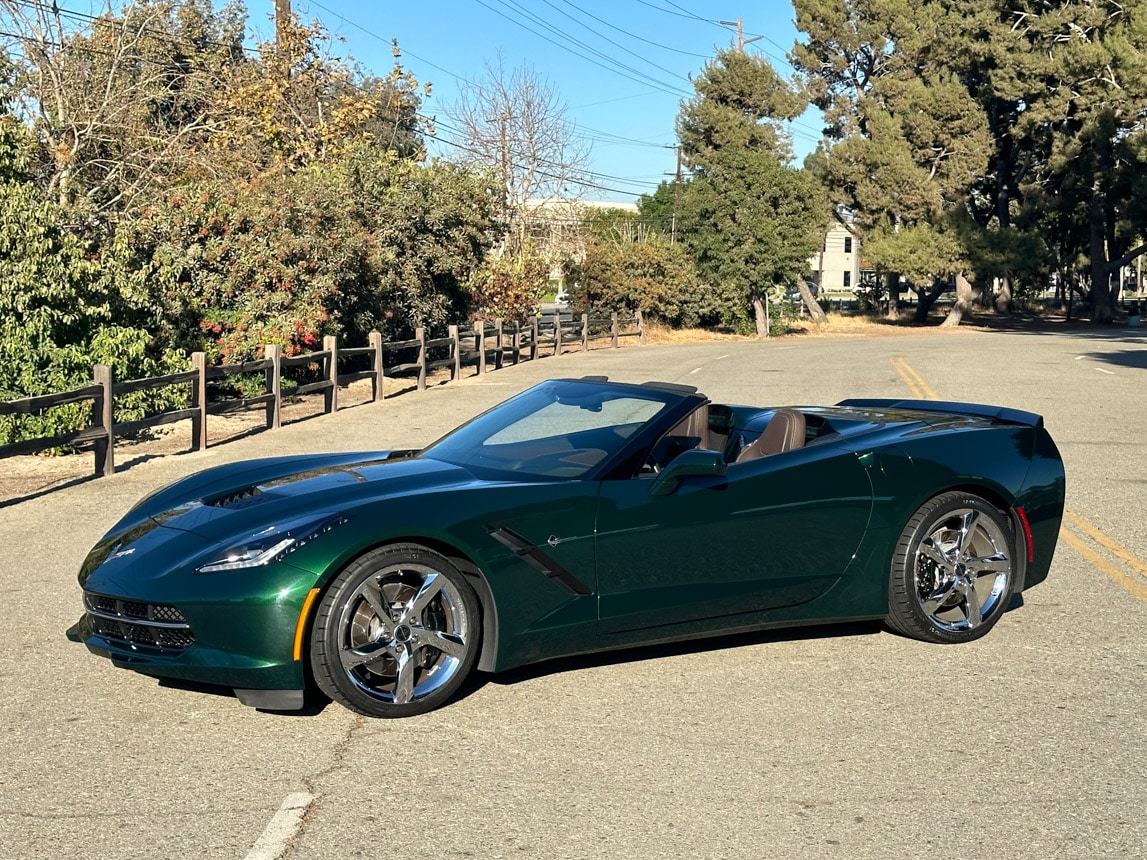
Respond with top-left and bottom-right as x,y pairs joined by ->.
913,507 -> 1012,633
337,563 -> 472,705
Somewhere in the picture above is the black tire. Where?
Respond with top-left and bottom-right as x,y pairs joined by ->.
310,543 -> 481,717
886,492 -> 1016,644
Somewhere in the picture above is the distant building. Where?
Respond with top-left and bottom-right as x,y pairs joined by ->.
810,222 -> 860,291
521,199 -> 641,279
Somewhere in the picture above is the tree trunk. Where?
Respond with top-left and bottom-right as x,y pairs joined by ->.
994,276 -> 1013,313
885,273 -> 901,321
752,295 -> 768,337
940,273 -> 976,327
913,281 -> 945,323
1088,138 -> 1114,323
797,281 -> 828,322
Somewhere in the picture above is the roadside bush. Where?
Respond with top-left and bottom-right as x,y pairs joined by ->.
111,150 -> 501,366
467,246 -> 551,323
0,180 -> 183,445
567,236 -> 723,327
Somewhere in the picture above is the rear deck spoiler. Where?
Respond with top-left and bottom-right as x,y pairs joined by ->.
836,398 -> 1044,429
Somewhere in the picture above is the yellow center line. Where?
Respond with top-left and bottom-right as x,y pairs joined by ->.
893,356 -> 940,400
892,354 -> 1147,603
889,356 -> 925,399
1060,526 -> 1147,602
1062,509 -> 1147,579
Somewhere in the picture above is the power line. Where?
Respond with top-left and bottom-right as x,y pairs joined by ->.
302,0 -> 477,88
3,0 -> 264,59
555,0 -> 711,58
475,0 -> 692,98
537,0 -> 693,79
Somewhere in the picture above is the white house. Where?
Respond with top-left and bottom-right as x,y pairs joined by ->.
809,222 -> 861,291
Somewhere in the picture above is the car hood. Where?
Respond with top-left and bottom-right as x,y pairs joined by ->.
152,452 -> 474,528
83,452 -> 474,569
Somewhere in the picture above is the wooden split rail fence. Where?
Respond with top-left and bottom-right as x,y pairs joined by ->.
0,311 -> 644,479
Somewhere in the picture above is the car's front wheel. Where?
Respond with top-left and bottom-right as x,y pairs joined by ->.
310,544 -> 481,717
886,492 -> 1016,643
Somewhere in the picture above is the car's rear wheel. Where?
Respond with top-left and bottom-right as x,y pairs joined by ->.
886,492 -> 1016,643
310,544 -> 481,717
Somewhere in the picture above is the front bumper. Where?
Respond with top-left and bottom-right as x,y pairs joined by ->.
67,612 -> 306,698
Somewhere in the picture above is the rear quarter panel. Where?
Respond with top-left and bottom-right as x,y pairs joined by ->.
843,420 -> 1062,602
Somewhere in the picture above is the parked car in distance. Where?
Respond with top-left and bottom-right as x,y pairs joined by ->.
785,279 -> 820,301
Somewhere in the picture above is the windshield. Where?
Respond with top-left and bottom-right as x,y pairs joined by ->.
421,379 -> 682,479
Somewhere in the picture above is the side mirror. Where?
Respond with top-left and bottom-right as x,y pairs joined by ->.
649,449 -> 727,496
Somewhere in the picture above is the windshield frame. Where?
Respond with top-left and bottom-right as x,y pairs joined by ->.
419,378 -> 706,482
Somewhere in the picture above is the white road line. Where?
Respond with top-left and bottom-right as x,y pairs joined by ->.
1095,367 -> 1115,375
690,354 -> 730,374
245,792 -> 315,860
1075,355 -> 1086,360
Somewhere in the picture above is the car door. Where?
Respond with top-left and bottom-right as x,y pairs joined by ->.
594,439 -> 873,634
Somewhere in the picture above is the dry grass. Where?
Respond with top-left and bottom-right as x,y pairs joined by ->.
645,304 -> 1079,344
643,311 -> 956,344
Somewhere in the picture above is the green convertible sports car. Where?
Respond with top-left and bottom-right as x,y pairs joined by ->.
68,377 -> 1065,718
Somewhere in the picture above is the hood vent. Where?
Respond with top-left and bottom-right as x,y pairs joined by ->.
203,485 -> 264,509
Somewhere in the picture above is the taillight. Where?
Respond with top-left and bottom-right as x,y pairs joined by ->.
1015,506 -> 1034,563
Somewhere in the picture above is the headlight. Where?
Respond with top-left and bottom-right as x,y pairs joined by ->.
196,513 -> 352,574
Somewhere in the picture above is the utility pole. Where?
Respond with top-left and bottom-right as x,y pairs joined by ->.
672,145 -> 681,244
274,0 -> 291,49
719,18 -> 762,53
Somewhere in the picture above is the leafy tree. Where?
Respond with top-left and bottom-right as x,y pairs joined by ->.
792,0 -> 995,323
1,0 -> 247,213
467,247 -> 551,324
210,16 -> 425,174
675,49 -> 828,334
677,48 -> 806,168
636,180 -> 677,235
1023,2 -> 1147,322
680,150 -> 827,333
793,0 -> 1147,324
110,148 -> 500,363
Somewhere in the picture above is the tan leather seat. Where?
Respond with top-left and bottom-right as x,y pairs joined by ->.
734,408 -> 806,463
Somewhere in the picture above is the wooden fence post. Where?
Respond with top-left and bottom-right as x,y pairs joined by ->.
611,312 -> 619,348
416,327 -> 427,391
553,310 -> 562,355
264,344 -> 281,429
324,335 -> 338,413
494,319 -> 504,370
581,313 -> 588,352
477,321 -> 487,375
530,316 -> 539,361
369,331 -> 384,402
449,324 -> 460,380
637,310 -> 646,345
191,352 -> 207,450
92,364 -> 114,477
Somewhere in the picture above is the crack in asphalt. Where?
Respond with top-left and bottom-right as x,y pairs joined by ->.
279,713 -> 367,858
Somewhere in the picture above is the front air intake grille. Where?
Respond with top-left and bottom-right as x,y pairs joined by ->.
83,592 -> 195,653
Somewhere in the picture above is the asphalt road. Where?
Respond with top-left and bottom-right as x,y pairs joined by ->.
2,326 -> 1145,860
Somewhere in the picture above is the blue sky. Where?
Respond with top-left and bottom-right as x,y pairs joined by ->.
262,1 -> 822,204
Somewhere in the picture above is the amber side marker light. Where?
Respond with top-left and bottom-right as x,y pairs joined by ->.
293,587 -> 321,661
1015,506 -> 1035,563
